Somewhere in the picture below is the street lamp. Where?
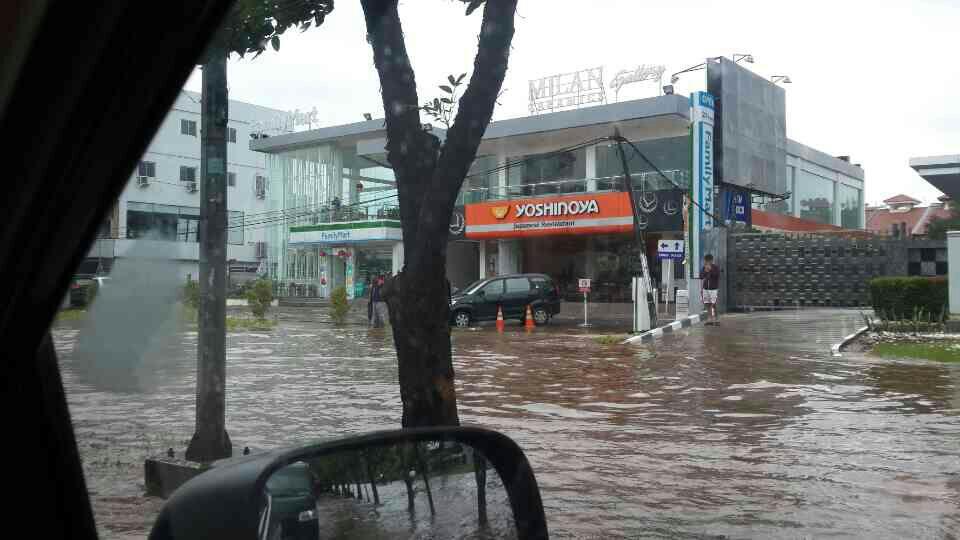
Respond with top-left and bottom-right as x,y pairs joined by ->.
771,75 -> 792,85
670,55 -> 752,84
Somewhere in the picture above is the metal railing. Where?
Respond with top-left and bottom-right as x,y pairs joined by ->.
290,201 -> 401,227
456,169 -> 690,205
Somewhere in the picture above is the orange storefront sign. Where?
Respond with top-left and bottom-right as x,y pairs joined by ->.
465,191 -> 634,239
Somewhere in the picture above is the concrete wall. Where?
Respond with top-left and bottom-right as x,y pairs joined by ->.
727,233 -> 946,309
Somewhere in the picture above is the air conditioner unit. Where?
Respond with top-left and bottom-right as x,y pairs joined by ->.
185,181 -> 198,193
137,176 -> 150,187
255,241 -> 267,259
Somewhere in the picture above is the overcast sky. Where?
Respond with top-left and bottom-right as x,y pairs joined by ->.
185,0 -> 958,205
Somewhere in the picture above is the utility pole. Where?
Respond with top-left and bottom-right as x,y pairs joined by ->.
613,132 -> 657,328
186,53 -> 231,462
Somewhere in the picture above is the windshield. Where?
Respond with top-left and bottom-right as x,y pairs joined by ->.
460,279 -> 487,295
50,1 -> 960,539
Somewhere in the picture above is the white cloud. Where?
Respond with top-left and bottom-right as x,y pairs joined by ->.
186,0 -> 959,204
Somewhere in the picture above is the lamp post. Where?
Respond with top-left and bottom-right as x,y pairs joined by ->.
670,54 -> 753,84
771,75 -> 792,85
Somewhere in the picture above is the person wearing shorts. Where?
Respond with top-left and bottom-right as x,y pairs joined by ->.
701,254 -> 720,325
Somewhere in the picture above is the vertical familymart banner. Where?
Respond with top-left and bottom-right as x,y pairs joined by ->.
689,91 -> 715,278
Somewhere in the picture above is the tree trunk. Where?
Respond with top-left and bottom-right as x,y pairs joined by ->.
361,0 -> 517,428
186,51 -> 231,462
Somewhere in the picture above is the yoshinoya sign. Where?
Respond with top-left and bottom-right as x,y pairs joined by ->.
514,199 -> 600,218
289,220 -> 402,245
528,67 -> 606,114
689,91 -> 715,276
465,192 -> 634,239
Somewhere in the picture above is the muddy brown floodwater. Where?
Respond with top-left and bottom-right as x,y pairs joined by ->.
54,308 -> 960,539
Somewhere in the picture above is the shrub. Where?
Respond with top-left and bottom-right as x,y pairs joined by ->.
182,279 -> 200,309
330,286 -> 349,325
869,276 -> 948,321
245,278 -> 274,320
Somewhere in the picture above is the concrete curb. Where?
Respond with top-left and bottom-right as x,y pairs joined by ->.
622,313 -> 704,345
830,325 -> 869,357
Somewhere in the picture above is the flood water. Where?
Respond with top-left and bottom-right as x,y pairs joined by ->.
54,308 -> 960,539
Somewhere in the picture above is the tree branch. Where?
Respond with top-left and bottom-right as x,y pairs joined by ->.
416,0 -> 516,248
434,0 -> 517,200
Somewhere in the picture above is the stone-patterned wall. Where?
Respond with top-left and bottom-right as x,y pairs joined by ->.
728,234 -> 946,309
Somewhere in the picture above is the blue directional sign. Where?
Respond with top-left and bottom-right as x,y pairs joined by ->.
657,239 -> 684,260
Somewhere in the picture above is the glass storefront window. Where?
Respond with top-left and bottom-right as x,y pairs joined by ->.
839,183 -> 863,229
126,202 -> 243,244
754,165 -> 795,215
507,147 -> 586,196
461,155 -> 498,203
797,170 -> 835,225
595,136 -> 690,191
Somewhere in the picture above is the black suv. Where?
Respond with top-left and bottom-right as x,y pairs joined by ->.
450,273 -> 561,328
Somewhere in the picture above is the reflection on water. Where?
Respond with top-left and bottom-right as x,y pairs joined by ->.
55,309 -> 960,539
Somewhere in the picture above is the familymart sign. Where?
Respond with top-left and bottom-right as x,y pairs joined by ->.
289,220 -> 402,245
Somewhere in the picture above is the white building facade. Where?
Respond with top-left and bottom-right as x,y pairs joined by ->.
84,91 -> 286,281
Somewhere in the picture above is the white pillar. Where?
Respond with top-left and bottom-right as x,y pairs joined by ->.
662,258 -> 674,303
496,150 -> 508,199
585,144 -> 598,192
833,179 -> 842,226
345,249 -> 356,300
584,237 -> 596,278
391,241 -> 405,275
949,231 -> 960,318
498,239 -> 520,275
478,241 -> 487,279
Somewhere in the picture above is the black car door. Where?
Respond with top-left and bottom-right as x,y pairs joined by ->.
474,278 -> 505,320
502,276 -> 533,319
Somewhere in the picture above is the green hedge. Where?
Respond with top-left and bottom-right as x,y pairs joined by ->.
869,276 -> 948,321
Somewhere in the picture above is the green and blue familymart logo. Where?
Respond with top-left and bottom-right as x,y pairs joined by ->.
693,91 -> 715,109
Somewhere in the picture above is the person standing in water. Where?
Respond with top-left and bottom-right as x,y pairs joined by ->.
701,254 -> 720,325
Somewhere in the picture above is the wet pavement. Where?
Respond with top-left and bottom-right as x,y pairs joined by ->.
53,308 -> 960,539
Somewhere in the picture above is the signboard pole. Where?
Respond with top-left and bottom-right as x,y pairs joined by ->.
689,91 -> 716,280
578,278 -> 591,327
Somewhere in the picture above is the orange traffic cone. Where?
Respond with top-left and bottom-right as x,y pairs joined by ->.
495,305 -> 505,332
525,305 -> 535,331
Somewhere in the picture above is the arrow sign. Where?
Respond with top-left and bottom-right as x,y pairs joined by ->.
657,239 -> 684,260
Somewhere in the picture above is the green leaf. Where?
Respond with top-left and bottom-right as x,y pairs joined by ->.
439,85 -> 453,94
434,98 -> 441,110
456,73 -> 467,84
300,21 -> 311,32
440,98 -> 453,104
448,74 -> 457,85
270,36 -> 280,51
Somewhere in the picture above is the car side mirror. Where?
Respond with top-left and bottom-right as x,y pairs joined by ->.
149,427 -> 548,540
477,290 -> 486,297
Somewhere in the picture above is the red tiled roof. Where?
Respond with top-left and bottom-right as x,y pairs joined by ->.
865,205 -> 952,236
752,209 -> 845,232
883,194 -> 921,204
